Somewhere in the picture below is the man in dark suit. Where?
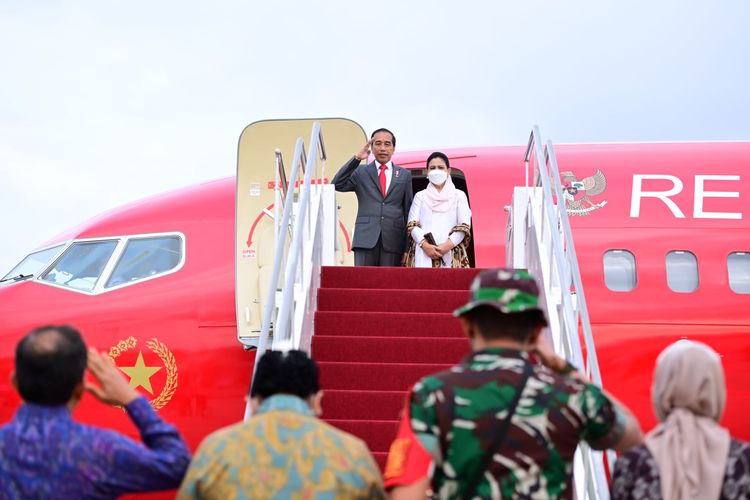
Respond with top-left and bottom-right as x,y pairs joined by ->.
332,128 -> 413,266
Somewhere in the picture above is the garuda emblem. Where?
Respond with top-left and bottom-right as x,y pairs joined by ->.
108,337 -> 178,410
560,169 -> 608,216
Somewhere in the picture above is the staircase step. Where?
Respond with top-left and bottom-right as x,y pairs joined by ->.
326,419 -> 399,453
321,266 -> 480,290
315,311 -> 463,337
318,362 -> 451,391
312,336 -> 469,364
373,452 -> 388,471
317,288 -> 467,312
323,390 -> 407,421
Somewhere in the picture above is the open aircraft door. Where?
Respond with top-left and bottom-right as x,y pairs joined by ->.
235,118 -> 365,345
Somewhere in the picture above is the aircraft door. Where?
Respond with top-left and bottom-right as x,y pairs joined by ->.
235,118 -> 366,345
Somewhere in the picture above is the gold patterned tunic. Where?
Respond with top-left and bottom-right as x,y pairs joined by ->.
178,395 -> 384,499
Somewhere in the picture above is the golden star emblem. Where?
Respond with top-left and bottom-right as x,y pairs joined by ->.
119,351 -> 162,394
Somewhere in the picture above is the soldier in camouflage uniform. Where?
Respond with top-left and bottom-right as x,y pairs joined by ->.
385,268 -> 643,499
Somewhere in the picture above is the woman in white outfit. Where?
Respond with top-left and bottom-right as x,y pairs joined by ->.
405,152 -> 472,268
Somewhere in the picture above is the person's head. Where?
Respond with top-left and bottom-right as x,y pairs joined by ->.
12,325 -> 88,407
652,340 -> 726,423
249,349 -> 323,415
371,128 -> 396,165
453,268 -> 548,347
426,151 -> 451,187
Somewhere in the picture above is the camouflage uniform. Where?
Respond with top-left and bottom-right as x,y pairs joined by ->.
384,269 -> 625,499
409,348 -> 623,499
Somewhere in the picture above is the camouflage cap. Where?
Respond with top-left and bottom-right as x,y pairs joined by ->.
453,268 -> 545,317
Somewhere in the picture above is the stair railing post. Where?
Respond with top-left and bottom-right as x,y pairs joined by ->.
243,137 -> 306,420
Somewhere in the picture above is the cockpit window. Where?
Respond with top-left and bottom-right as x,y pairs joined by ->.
106,236 -> 182,288
41,241 -> 118,292
1,244 -> 64,283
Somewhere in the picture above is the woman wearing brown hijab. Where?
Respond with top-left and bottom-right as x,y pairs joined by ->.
611,340 -> 750,499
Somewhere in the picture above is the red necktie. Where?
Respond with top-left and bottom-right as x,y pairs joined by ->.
379,164 -> 387,197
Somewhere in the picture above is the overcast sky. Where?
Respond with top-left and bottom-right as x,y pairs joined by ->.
1,0 -> 749,273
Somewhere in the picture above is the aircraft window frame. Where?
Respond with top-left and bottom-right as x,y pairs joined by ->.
104,235 -> 184,290
40,240 -> 119,292
603,249 -> 637,292
665,250 -> 699,293
1,244 -> 66,284
34,232 -> 186,295
727,252 -> 750,294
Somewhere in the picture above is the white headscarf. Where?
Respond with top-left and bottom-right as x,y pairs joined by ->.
423,174 -> 458,213
645,340 -> 730,500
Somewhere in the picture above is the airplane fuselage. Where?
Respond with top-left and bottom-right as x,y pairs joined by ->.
1,141 -> 748,457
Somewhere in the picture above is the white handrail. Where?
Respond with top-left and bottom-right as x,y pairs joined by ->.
244,122 -> 329,420
510,126 -> 613,499
242,139 -> 305,421
274,122 -> 325,346
250,138 -> 305,355
545,144 -> 604,388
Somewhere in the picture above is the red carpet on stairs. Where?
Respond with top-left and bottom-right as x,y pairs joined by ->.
313,266 -> 481,470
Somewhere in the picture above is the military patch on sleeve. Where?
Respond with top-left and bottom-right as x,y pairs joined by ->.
384,438 -> 411,479
384,390 -> 433,490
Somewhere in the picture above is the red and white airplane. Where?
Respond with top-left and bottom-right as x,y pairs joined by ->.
1,120 -> 748,469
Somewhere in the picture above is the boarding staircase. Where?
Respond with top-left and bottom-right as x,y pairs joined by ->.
237,122 -> 613,499
507,127 -> 617,499
313,265 -> 479,468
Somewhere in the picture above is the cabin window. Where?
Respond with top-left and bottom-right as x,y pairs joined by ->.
603,250 -> 636,292
728,252 -> 750,294
41,241 -> 118,292
105,236 -> 183,288
666,251 -> 699,293
1,244 -> 65,283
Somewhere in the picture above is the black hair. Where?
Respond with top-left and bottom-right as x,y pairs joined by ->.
250,350 -> 320,400
370,128 -> 396,147
426,151 -> 450,169
15,325 -> 88,406
463,305 -> 547,343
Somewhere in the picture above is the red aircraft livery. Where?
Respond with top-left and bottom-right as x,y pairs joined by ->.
0,140 -> 748,494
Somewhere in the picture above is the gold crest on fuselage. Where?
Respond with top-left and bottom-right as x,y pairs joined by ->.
108,337 -> 178,410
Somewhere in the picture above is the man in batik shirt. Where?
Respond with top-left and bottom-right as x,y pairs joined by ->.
0,325 -> 190,498
385,268 -> 644,499
178,349 -> 384,499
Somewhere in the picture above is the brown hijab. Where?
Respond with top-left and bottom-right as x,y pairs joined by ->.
645,340 -> 731,500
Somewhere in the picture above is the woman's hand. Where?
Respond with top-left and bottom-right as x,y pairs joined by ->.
436,240 -> 454,256
421,242 -> 443,260
427,245 -> 443,259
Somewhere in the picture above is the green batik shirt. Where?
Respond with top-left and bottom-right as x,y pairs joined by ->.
409,348 -> 624,499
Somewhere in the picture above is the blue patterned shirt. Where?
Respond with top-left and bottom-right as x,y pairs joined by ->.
0,396 -> 190,499
178,394 -> 385,499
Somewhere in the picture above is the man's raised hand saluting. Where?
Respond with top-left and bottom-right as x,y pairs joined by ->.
354,139 -> 373,161
85,347 -> 140,407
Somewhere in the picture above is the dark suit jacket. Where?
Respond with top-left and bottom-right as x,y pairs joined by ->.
332,157 -> 413,253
